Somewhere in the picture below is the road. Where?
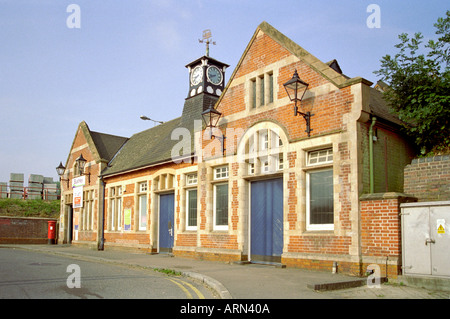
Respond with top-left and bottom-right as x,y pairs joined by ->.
0,247 -> 217,299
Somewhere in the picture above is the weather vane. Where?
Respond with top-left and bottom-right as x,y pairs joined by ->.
199,29 -> 216,57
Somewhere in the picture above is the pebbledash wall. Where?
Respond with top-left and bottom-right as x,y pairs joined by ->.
58,22 -> 415,278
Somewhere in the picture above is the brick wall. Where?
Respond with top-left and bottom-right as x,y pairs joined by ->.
0,216 -> 57,244
360,193 -> 416,277
404,155 -> 450,201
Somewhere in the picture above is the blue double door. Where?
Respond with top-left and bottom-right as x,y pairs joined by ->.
250,178 -> 284,263
159,193 -> 174,253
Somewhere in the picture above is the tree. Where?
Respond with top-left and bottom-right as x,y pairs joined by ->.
374,11 -> 450,155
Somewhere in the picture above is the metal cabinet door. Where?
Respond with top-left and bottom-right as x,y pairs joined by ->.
430,206 -> 450,276
402,206 -> 431,275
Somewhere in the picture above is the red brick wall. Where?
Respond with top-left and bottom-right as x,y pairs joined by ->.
404,155 -> 450,201
0,217 -> 57,244
287,235 -> 352,255
360,197 -> 402,257
200,234 -> 238,250
235,33 -> 291,78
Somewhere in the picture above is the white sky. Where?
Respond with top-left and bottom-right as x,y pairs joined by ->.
0,0 -> 448,183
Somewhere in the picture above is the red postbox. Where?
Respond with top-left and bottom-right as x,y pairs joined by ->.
47,220 -> 57,244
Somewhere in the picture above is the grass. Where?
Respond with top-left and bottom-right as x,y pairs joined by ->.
153,267 -> 182,276
0,198 -> 60,218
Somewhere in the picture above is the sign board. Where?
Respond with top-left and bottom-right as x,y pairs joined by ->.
73,186 -> 83,208
124,209 -> 131,230
437,219 -> 445,234
72,176 -> 86,188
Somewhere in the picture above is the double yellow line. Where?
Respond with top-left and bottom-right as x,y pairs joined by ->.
167,278 -> 205,299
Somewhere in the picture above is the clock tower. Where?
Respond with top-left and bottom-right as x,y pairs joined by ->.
186,55 -> 229,99
186,30 -> 229,100
180,30 -> 229,131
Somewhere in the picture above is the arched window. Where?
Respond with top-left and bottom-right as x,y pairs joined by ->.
238,122 -> 287,176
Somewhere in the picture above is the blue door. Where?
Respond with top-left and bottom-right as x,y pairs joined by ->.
251,178 -> 283,263
159,193 -> 174,253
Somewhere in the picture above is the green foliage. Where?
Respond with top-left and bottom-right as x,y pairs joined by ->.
374,11 -> 450,155
153,267 -> 182,276
0,199 -> 60,218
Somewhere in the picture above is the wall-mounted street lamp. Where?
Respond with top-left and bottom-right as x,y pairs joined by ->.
201,104 -> 226,153
56,162 -> 69,188
57,154 -> 92,186
283,69 -> 313,137
74,154 -> 91,183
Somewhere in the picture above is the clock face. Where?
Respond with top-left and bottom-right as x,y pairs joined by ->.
207,66 -> 223,85
190,66 -> 203,86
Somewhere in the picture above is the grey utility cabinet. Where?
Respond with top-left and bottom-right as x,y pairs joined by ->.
401,201 -> 450,277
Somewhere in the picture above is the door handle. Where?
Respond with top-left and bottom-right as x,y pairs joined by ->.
168,220 -> 173,236
425,238 -> 436,245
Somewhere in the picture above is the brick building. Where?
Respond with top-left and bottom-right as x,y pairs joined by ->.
58,22 -> 414,276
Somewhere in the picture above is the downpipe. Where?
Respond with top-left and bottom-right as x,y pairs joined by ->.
369,116 -> 377,193
98,176 -> 106,251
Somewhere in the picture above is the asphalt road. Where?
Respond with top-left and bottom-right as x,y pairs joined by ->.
0,247 -> 218,299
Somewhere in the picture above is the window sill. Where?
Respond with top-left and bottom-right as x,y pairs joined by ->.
302,230 -> 335,236
182,230 -> 197,233
302,163 -> 333,172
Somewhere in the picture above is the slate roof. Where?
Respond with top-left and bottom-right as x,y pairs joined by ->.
100,117 -> 181,176
368,87 -> 404,126
90,131 -> 129,162
101,93 -> 219,177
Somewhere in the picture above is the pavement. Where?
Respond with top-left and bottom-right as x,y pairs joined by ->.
2,244 -> 449,299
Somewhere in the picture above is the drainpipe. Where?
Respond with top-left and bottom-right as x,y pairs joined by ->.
98,176 -> 106,251
369,116 -> 377,193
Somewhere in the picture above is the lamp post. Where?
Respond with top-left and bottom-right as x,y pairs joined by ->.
56,162 -> 69,188
140,115 -> 164,124
283,69 -> 313,137
201,104 -> 226,153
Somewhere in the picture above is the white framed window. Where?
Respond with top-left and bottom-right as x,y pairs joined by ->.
306,169 -> 334,231
248,162 -> 255,175
307,148 -> 333,166
306,147 -> 334,231
139,182 -> 148,192
81,190 -> 94,231
213,183 -> 229,230
186,173 -> 198,186
277,154 -> 284,170
138,194 -> 147,231
260,130 -> 269,151
214,166 -> 229,180
109,186 -> 123,231
261,157 -> 269,173
117,187 -> 122,231
110,198 -> 115,230
138,182 -> 148,231
186,188 -> 198,231
249,71 -> 274,109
